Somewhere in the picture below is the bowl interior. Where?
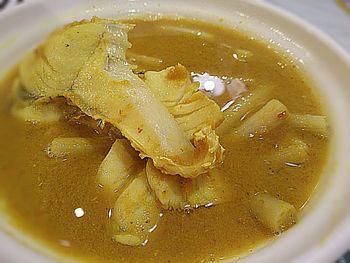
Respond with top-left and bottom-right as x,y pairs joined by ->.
0,1 -> 350,262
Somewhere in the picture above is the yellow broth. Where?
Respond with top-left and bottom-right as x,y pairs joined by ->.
0,18 -> 329,263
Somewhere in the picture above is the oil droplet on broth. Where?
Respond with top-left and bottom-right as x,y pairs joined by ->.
58,239 -> 71,247
74,208 -> 85,218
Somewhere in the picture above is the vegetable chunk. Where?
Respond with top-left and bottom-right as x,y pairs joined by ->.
217,86 -> 271,135
289,114 -> 328,137
185,168 -> 228,208
112,171 -> 161,246
12,101 -> 64,123
265,139 -> 309,173
226,99 -> 289,142
48,137 -> 109,158
98,139 -> 144,194
250,193 -> 297,233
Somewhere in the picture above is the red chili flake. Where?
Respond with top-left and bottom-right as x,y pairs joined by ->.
137,127 -> 143,133
277,111 -> 287,119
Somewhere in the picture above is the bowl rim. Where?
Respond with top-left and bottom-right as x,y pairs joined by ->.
0,0 -> 349,263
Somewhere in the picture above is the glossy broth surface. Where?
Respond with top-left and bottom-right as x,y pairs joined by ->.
0,18 -> 329,263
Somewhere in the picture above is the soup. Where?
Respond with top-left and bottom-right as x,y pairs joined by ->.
0,18 -> 329,263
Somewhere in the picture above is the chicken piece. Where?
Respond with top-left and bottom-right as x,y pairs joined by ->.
67,112 -> 122,139
10,78 -> 73,123
19,17 -> 224,178
98,139 -> 144,194
10,77 -> 37,106
112,171 -> 161,246
66,37 -> 193,176
146,160 -> 228,210
19,18 -> 116,97
144,64 -> 224,139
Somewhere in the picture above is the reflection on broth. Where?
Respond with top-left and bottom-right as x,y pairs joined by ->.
192,72 -> 248,110
0,17 -> 329,263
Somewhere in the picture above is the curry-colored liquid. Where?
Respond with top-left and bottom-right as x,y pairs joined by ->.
0,18 -> 328,263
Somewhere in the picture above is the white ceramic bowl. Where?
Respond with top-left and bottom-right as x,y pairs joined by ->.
0,1 -> 349,262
